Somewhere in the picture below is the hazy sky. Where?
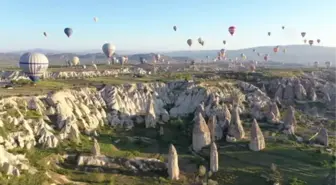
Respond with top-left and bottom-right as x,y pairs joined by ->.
0,0 -> 335,52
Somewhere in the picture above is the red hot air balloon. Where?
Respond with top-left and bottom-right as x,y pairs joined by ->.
317,39 -> 321,43
273,46 -> 279,53
308,40 -> 314,46
228,26 -> 236,36
264,55 -> 269,61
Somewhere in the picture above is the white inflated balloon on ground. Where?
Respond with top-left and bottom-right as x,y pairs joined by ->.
19,52 -> 49,83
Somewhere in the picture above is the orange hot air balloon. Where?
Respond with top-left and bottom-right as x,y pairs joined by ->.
228,26 -> 236,36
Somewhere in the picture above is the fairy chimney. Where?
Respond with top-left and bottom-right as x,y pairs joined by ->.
207,115 -> 217,142
168,144 -> 180,180
145,98 -> 156,128
228,105 -> 245,140
283,106 -> 296,134
91,138 -> 101,156
316,128 -> 328,146
249,119 -> 265,151
210,142 -> 219,172
192,112 -> 211,152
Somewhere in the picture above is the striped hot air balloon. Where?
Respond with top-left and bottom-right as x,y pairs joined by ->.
19,52 -> 49,83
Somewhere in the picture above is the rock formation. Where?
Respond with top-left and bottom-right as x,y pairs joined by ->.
228,105 -> 245,140
145,98 -> 156,128
249,119 -> 265,151
210,142 -> 219,172
207,115 -> 217,142
192,112 -> 211,152
283,106 -> 296,135
168,144 -> 179,180
91,138 -> 101,156
316,128 -> 328,146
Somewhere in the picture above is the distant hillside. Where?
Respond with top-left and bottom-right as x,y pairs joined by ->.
163,45 -> 336,65
0,45 -> 335,67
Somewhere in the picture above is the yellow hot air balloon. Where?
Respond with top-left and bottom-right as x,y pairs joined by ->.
72,56 -> 80,66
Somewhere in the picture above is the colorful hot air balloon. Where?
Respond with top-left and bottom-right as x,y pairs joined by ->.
268,32 -> 271,36
304,39 -> 307,44
273,46 -> 279,53
228,26 -> 236,36
93,17 -> 98,22
308,40 -> 314,46
102,43 -> 116,58
301,32 -> 306,38
250,64 -> 256,72
173,26 -> 177,31
223,40 -> 226,45
64,28 -> 73,38
43,32 -> 47,37
72,56 -> 80,66
317,39 -> 321,44
187,39 -> 192,47
19,52 -> 49,83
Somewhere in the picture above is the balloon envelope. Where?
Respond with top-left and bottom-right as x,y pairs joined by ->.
19,52 -> 49,82
43,32 -> 47,37
308,40 -> 314,46
187,39 -> 192,46
301,32 -> 306,38
72,56 -> 80,65
228,26 -> 236,35
64,28 -> 73,38
102,43 -> 116,58
173,26 -> 177,31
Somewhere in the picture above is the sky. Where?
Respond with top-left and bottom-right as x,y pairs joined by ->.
0,0 -> 335,52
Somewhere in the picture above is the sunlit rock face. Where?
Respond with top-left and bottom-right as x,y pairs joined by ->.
192,112 -> 211,152
168,144 -> 179,180
249,119 -> 265,151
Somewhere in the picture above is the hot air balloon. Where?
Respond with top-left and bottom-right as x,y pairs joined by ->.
173,26 -> 177,31
72,56 -> 80,66
223,40 -> 226,45
187,39 -> 192,47
304,39 -> 307,44
253,49 -> 256,52
241,53 -> 246,60
264,54 -> 269,61
301,32 -> 306,38
64,28 -> 73,38
119,56 -> 127,65
308,40 -> 314,46
268,32 -> 271,36
273,46 -> 279,53
317,39 -> 321,44
314,61 -> 319,68
282,26 -> 285,30
325,61 -> 331,69
93,17 -> 98,22
228,26 -> 236,36
19,52 -> 49,83
283,48 -> 287,53
257,52 -> 261,56
102,43 -> 116,58
43,32 -> 47,37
